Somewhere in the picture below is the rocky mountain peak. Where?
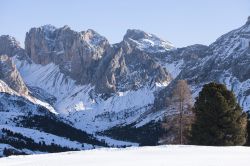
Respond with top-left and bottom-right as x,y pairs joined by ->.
0,35 -> 20,47
0,35 -> 28,60
124,29 -> 149,40
61,25 -> 71,30
40,24 -> 57,32
81,29 -> 109,48
25,25 -> 110,84
123,29 -> 174,53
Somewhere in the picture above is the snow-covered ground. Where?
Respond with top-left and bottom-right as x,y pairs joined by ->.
1,145 -> 250,166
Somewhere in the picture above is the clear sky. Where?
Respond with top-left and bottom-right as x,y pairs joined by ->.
1,0 -> 249,48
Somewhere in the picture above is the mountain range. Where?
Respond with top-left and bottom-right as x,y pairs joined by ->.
0,17 -> 249,156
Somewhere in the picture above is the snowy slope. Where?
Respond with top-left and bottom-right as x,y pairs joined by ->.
14,57 -> 162,133
219,71 -> 250,111
1,145 -> 250,166
0,125 -> 93,150
0,144 -> 21,157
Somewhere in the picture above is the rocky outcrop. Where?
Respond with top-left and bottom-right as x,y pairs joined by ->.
25,25 -> 110,84
94,37 -> 172,94
0,55 -> 28,95
24,26 -> 173,94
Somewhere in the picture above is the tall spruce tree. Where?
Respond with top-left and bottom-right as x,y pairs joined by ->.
190,82 -> 247,146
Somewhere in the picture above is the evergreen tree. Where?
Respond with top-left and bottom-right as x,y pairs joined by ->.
190,82 -> 247,146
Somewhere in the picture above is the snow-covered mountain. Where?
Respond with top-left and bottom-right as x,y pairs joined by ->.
14,25 -> 172,135
0,17 -> 250,156
0,36 -> 109,156
155,17 -> 250,111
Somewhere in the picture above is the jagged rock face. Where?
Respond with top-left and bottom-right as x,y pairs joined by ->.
93,29 -> 174,94
25,25 -> 110,84
0,35 -> 28,60
25,26 -> 173,94
154,18 -> 250,111
0,55 -> 28,95
93,30 -> 173,94
94,40 -> 172,94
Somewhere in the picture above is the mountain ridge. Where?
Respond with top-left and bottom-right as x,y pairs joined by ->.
0,17 -> 249,155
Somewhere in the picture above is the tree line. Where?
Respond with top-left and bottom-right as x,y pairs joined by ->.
160,81 -> 249,146
0,128 -> 78,156
20,114 -> 108,147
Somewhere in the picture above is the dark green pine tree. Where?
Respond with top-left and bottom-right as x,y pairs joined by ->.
190,82 -> 247,146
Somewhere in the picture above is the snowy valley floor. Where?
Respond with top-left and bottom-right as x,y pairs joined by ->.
0,145 -> 250,166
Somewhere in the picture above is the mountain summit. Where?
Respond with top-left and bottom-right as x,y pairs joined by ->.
123,29 -> 174,53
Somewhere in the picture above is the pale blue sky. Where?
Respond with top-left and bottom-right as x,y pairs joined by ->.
1,0 -> 249,48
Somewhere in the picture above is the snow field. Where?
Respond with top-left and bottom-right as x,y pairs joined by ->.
1,145 -> 250,166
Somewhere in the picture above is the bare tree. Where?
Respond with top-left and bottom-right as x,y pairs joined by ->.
172,80 -> 192,144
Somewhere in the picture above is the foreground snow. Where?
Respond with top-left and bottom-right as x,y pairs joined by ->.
1,145 -> 250,166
